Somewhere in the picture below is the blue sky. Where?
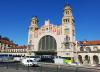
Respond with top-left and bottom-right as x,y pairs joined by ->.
0,0 -> 100,45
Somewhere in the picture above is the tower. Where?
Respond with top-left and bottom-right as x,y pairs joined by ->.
60,3 -> 76,60
62,3 -> 73,24
28,16 -> 39,44
62,3 -> 75,42
30,16 -> 39,31
27,16 -> 39,56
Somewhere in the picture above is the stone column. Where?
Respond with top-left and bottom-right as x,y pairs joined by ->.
74,53 -> 78,63
90,56 -> 93,65
82,55 -> 85,64
99,54 -> 100,64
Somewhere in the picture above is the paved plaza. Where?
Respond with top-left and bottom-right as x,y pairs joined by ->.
0,62 -> 100,72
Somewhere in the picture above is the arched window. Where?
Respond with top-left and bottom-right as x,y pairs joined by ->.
66,35 -> 69,41
38,35 -> 57,51
78,55 -> 83,64
84,55 -> 90,64
93,46 -> 98,51
63,19 -> 70,23
66,11 -> 70,14
93,55 -> 99,64
30,27 -> 34,31
66,19 -> 70,22
66,28 -> 70,34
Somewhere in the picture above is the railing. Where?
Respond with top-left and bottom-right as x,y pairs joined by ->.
78,51 -> 100,53
0,51 -> 27,53
0,62 -> 100,72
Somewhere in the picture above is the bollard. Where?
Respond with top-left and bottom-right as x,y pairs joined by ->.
27,65 -> 30,72
16,61 -> 19,70
75,67 -> 78,72
6,62 -> 8,69
57,65 -> 60,72
40,64 -> 42,72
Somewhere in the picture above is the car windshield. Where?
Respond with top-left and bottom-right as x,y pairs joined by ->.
27,60 -> 33,62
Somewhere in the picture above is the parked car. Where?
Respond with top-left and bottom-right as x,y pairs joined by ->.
54,58 -> 64,64
21,58 -> 38,66
26,56 -> 41,62
13,57 -> 22,61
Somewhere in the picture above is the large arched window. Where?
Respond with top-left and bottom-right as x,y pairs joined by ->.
38,35 -> 57,51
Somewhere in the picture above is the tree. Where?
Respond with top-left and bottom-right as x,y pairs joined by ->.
3,37 -> 10,41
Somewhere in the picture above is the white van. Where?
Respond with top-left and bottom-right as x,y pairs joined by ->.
21,58 -> 38,66
54,58 -> 64,64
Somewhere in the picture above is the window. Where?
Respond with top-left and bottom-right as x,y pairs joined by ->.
66,19 -> 70,22
65,43 -> 70,49
57,29 -> 60,35
63,19 -> 65,23
73,30 -> 75,36
46,28 -> 48,30
30,27 -> 34,31
63,19 -> 70,23
64,28 -> 70,34
85,47 -> 91,52
66,11 -> 70,14
80,46 -> 84,51
38,35 -> 57,51
65,36 -> 70,41
66,28 -> 69,33
93,46 -> 98,51
27,60 -> 33,62
50,27 -> 52,30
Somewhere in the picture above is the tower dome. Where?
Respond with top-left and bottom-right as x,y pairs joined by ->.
31,16 -> 39,24
64,3 -> 72,10
32,16 -> 38,21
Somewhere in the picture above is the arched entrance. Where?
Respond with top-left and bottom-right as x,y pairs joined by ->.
84,55 -> 90,64
78,55 -> 83,64
93,55 -> 99,64
36,35 -> 57,56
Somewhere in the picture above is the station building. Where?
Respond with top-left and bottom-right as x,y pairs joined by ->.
1,2 -> 100,65
27,4 -> 76,61
77,40 -> 100,65
27,3 -> 100,65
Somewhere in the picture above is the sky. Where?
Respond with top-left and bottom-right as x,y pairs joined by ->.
0,0 -> 100,45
